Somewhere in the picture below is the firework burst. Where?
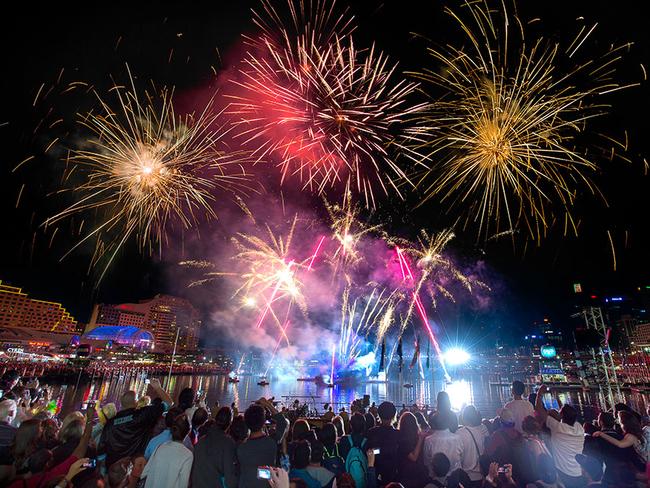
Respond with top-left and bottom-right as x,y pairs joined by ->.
325,192 -> 382,272
408,0 -> 633,241
229,0 -> 424,206
45,70 -> 250,282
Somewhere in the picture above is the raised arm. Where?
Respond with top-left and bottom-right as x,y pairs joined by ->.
73,406 -> 95,459
593,431 -> 638,448
147,378 -> 173,406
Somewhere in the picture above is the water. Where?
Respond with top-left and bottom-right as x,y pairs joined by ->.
51,371 -> 650,421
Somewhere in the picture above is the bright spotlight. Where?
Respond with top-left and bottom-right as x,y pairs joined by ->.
445,380 -> 472,411
443,347 -> 471,366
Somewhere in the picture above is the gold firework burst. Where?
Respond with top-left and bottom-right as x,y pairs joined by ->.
45,69 -> 250,282
408,0 -> 633,241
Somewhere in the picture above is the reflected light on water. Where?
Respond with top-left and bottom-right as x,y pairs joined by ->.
445,380 -> 472,411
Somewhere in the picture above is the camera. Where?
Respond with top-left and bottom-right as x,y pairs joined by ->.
83,459 -> 97,469
257,467 -> 271,480
372,448 -> 381,455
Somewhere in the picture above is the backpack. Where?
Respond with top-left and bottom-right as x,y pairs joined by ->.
322,444 -> 345,475
344,436 -> 367,488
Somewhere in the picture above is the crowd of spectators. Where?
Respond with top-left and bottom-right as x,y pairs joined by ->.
1,371 -> 649,488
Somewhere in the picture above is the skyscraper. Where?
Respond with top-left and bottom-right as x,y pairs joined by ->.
86,294 -> 201,352
0,280 -> 80,334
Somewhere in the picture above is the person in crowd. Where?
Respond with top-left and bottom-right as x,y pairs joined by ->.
8,405 -> 94,488
483,462 -> 517,488
592,411 -> 626,486
521,415 -> 550,460
369,403 -> 378,418
424,412 -> 464,479
52,412 -> 85,465
189,407 -> 209,445
40,419 -> 60,450
504,381 -> 534,433
364,412 -> 376,433
413,412 -> 430,433
106,456 -> 146,488
395,411 -> 428,488
435,392 -> 459,433
289,440 -> 321,488
322,406 -> 335,423
424,452 -> 451,488
144,406 -> 185,460
593,410 -> 647,480
0,399 -> 17,464
306,439 -> 336,488
229,414 -> 250,444
535,385 -> 585,488
319,423 -> 344,475
99,378 -> 173,468
237,397 -> 289,488
530,453 -> 564,488
485,409 -> 525,479
137,396 -> 152,409
293,419 -> 312,442
192,406 -> 238,488
457,405 -> 489,487
332,416 -> 346,438
338,412 -> 367,462
142,412 -> 193,488
366,401 -> 401,484
92,402 -> 116,447
575,454 -> 604,488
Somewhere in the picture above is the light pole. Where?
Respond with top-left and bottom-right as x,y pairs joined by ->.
167,327 -> 180,388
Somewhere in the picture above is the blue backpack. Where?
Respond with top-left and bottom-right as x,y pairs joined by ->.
322,444 -> 345,475
345,437 -> 367,488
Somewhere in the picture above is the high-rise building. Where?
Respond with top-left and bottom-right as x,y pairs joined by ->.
86,294 -> 201,352
0,280 -> 80,334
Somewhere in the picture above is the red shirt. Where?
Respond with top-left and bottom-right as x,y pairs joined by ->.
9,455 -> 78,488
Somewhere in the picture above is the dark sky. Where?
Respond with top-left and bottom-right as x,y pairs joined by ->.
0,0 -> 648,342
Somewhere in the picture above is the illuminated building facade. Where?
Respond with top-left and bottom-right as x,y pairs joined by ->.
86,294 -> 200,352
0,280 -> 80,334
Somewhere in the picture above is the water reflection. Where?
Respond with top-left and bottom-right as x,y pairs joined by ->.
51,372 -> 650,422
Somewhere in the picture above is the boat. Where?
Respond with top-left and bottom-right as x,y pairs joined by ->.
257,379 -> 270,386
297,377 -> 314,382
228,376 -> 240,383
403,383 -> 414,388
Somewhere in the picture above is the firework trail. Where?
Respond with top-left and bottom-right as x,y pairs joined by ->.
229,0 -> 424,206
338,286 -> 398,367
408,0 -> 634,241
325,192 -> 382,273
230,215 -> 307,343
44,68 -> 250,282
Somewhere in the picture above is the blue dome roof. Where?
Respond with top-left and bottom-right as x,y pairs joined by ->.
84,326 -> 154,346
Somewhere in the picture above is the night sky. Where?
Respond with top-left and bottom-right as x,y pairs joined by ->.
1,0 -> 648,344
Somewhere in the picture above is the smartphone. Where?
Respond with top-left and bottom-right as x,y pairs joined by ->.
497,467 -> 505,474
257,467 -> 271,480
372,448 -> 381,455
83,459 -> 97,469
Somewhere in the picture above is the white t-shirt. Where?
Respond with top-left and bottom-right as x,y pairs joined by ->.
423,429 -> 464,478
457,424 -> 489,481
503,398 -> 534,433
546,416 -> 584,477
143,440 -> 193,488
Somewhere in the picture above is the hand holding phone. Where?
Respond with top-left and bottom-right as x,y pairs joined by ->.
82,459 -> 97,469
144,379 -> 150,385
372,448 -> 380,455
257,467 -> 271,480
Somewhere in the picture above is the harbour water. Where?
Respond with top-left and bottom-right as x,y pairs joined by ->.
51,371 -> 650,421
